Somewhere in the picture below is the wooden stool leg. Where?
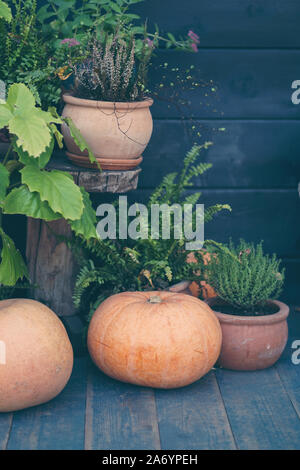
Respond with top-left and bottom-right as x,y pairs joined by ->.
26,217 -> 78,317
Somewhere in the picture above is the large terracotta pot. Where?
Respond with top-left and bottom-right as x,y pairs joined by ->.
205,297 -> 289,371
61,95 -> 153,170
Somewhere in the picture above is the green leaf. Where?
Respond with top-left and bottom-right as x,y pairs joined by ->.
9,112 -> 52,158
0,163 -> 9,202
20,164 -> 84,221
7,83 -> 36,113
14,138 -> 54,169
35,108 -> 62,125
0,229 -> 28,286
3,185 -> 62,221
69,187 -> 97,239
108,2 -> 122,13
63,117 -> 100,170
0,0 -> 12,22
4,84 -> 57,157
0,103 -> 13,128
50,123 -> 64,149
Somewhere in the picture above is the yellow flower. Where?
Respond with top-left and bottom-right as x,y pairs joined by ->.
57,66 -> 73,81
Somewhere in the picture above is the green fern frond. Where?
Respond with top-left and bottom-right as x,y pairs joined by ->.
204,204 -> 232,223
182,192 -> 202,206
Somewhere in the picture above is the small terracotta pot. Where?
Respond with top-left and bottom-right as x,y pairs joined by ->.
61,95 -> 153,170
167,280 -> 196,296
205,297 -> 289,371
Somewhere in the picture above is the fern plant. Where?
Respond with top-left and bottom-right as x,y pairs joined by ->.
205,239 -> 285,315
73,143 -> 231,322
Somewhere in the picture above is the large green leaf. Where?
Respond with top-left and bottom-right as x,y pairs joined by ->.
35,108 -> 62,125
7,83 -> 35,113
21,164 -> 84,221
0,163 -> 9,203
0,229 -> 28,286
0,0 -> 12,22
3,185 -> 62,221
14,137 -> 54,169
0,103 -> 13,128
9,111 -> 52,158
63,117 -> 100,170
69,187 -> 97,239
3,84 -> 57,157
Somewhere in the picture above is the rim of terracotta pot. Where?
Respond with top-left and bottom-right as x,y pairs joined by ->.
62,93 -> 153,110
168,280 -> 191,293
205,297 -> 289,326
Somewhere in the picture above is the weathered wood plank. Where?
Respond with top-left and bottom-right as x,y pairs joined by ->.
47,154 -> 141,193
276,320 -> 300,419
280,260 -> 300,306
7,358 -> 88,450
215,366 -> 300,450
85,362 -> 161,450
140,120 -> 300,189
134,0 -> 300,48
26,218 -> 78,317
0,413 -> 12,450
126,188 -> 300,258
148,50 -> 300,119
155,371 -> 236,450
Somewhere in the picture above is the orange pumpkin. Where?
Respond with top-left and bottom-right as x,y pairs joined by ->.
88,291 -> 222,389
187,251 -> 217,299
0,299 -> 73,412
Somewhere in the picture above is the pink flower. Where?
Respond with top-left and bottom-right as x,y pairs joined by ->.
60,38 -> 80,47
191,42 -> 198,52
145,37 -> 154,48
188,30 -> 200,44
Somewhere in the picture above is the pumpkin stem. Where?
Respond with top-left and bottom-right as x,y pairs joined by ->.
148,295 -> 162,304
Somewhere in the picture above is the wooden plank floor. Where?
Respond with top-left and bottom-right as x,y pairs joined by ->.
1,310 -> 300,450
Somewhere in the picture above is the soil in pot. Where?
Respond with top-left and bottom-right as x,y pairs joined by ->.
213,302 -> 279,317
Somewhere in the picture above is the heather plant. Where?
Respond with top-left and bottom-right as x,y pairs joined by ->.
73,34 -> 151,102
205,239 -> 285,315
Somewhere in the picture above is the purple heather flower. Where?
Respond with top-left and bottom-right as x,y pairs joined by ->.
60,38 -> 80,47
191,42 -> 198,52
145,37 -> 154,48
188,30 -> 200,44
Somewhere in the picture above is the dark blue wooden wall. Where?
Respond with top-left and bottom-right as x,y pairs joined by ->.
130,0 -> 300,304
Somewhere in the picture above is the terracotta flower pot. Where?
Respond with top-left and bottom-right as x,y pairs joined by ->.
205,297 -> 289,371
61,95 -> 153,170
167,280 -> 196,296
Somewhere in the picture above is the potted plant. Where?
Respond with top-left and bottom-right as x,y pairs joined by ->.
72,143 -> 231,322
61,34 -> 155,170
204,239 -> 288,371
